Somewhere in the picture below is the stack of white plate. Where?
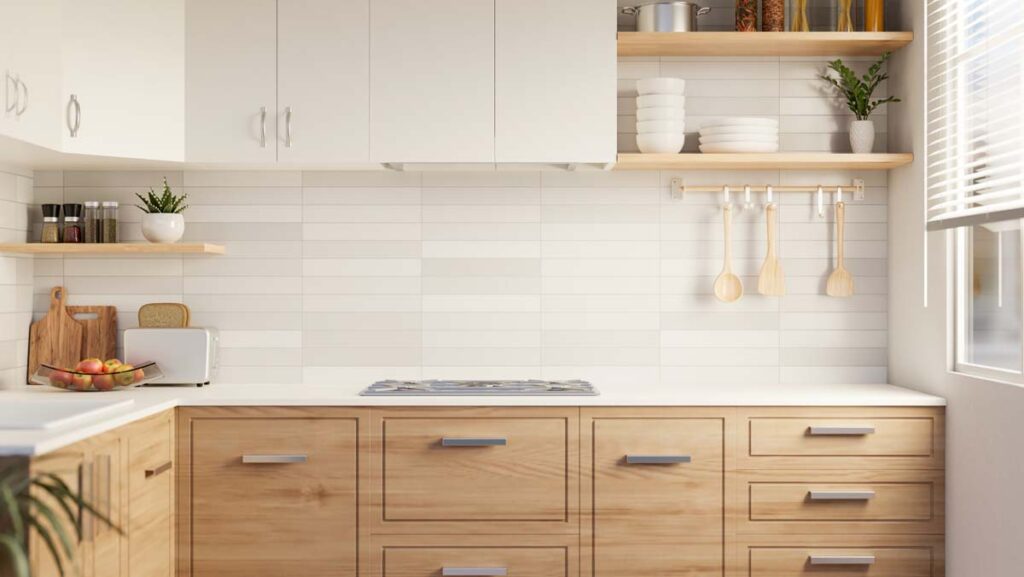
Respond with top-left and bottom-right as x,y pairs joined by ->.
699,118 -> 779,153
635,77 -> 686,153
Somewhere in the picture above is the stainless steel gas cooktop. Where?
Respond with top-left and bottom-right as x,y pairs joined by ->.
361,379 -> 598,396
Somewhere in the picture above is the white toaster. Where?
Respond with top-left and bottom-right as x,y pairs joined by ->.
123,327 -> 219,386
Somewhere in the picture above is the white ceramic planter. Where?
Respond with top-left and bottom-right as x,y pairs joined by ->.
849,120 -> 875,153
141,213 -> 185,243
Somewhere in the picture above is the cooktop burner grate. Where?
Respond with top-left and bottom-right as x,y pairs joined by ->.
361,379 -> 598,396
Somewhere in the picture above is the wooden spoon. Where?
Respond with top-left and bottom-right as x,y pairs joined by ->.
714,204 -> 744,303
757,202 -> 785,296
826,201 -> 855,297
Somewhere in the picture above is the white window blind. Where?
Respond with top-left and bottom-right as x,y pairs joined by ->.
927,0 -> 1024,231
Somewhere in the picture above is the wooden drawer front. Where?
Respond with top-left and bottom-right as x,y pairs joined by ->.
381,416 -> 569,523
127,413 -> 174,577
382,547 -> 567,577
749,417 -> 934,457
590,417 -> 724,577
751,482 -> 932,522
748,546 -> 934,577
190,417 -> 358,577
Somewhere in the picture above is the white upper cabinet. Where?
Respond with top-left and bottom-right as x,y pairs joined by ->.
185,0 -> 277,163
370,0 -> 496,163
495,0 -> 616,164
0,0 -> 62,150
61,0 -> 185,161
278,0 -> 369,164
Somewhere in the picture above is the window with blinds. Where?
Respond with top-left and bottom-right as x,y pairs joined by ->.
926,0 -> 1024,231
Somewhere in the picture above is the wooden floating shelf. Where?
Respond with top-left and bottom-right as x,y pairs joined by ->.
613,152 -> 914,171
618,31 -> 914,57
0,243 -> 226,255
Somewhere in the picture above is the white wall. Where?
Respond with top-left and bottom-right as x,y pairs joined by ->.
0,165 -> 34,388
889,1 -> 1024,574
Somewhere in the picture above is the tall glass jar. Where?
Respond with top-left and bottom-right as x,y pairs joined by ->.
865,0 -> 884,31
791,0 -> 810,31
762,0 -> 784,31
41,204 -> 60,243
102,201 -> 119,243
837,0 -> 855,32
83,201 -> 100,243
736,0 -> 757,31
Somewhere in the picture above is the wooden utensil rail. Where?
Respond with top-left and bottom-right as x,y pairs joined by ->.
669,180 -> 865,218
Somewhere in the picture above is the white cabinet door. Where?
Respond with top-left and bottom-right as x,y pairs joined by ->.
495,0 -> 616,163
62,0 -> 184,161
0,0 -> 61,150
185,0 -> 276,163
370,0 -> 494,163
278,0 -> 369,164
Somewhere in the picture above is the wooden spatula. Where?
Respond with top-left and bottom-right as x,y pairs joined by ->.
826,201 -> 855,297
757,202 -> 785,296
714,204 -> 744,303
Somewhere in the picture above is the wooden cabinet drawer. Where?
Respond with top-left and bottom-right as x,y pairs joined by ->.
383,546 -> 567,577
747,545 -> 936,577
740,409 -> 944,469
372,408 -> 577,534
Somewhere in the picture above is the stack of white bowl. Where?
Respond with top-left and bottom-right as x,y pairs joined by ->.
698,117 -> 780,153
635,77 -> 686,153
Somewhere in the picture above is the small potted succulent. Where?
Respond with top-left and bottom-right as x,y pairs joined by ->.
821,52 -> 900,154
136,178 -> 189,243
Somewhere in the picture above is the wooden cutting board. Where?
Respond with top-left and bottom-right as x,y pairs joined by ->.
28,286 -> 84,382
67,305 -> 118,363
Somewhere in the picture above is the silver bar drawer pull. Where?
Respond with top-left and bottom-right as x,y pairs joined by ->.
808,426 -> 875,436
242,454 -> 308,464
442,568 -> 507,577
441,438 -> 507,447
809,555 -> 876,566
809,490 -> 876,501
625,455 -> 691,465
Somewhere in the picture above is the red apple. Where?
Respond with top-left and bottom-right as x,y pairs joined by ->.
114,365 -> 136,386
93,374 -> 116,391
70,373 -> 93,391
50,370 -> 73,388
75,358 -> 104,374
132,367 -> 146,383
102,359 -> 123,373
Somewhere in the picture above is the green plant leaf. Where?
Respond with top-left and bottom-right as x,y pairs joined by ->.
1,484 -> 24,544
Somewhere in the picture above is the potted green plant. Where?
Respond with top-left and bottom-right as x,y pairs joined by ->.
821,52 -> 900,154
1,466 -> 117,577
135,178 -> 189,243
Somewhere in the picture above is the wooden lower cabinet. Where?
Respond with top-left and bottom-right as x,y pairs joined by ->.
369,535 -> 577,577
28,447 -> 88,577
126,411 -> 176,577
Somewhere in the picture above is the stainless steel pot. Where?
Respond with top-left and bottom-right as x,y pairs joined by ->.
621,2 -> 710,32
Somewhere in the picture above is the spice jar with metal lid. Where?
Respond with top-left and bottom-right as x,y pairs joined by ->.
101,201 -> 119,243
41,204 -> 61,243
83,201 -> 100,243
62,204 -> 84,243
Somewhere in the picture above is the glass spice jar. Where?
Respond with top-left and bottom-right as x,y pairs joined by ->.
837,0 -> 855,32
41,204 -> 60,243
83,201 -> 100,243
865,0 -> 884,31
62,204 -> 83,243
736,0 -> 757,31
101,201 -> 119,243
762,0 -> 784,31
791,0 -> 810,31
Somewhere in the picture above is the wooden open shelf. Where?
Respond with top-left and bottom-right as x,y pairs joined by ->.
613,152 -> 913,171
618,31 -> 913,57
0,243 -> 226,255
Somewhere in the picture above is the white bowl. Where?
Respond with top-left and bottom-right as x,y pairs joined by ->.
637,132 -> 685,154
636,77 -> 686,95
636,106 -> 686,121
701,117 -> 779,129
637,120 -> 686,134
699,124 -> 779,137
699,142 -> 780,153
699,133 -> 779,144
636,94 -> 685,109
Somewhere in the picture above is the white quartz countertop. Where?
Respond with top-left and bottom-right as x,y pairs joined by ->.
0,382 -> 945,456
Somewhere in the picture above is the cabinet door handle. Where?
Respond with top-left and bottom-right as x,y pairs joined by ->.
258,106 -> 267,148
16,78 -> 27,116
4,73 -> 15,114
440,437 -> 507,447
808,425 -> 875,436
809,555 -> 876,565
242,454 -> 307,464
145,461 -> 173,479
625,455 -> 691,465
66,94 -> 80,137
808,490 -> 875,501
442,568 -> 507,577
284,106 -> 292,147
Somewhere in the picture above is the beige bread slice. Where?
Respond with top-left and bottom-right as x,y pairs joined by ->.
138,303 -> 190,328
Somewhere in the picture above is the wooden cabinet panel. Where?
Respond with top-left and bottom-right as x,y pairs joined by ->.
127,411 -> 174,577
583,410 -> 725,577
372,408 -> 578,534
184,409 -> 362,577
88,433 -> 123,577
28,448 -> 87,577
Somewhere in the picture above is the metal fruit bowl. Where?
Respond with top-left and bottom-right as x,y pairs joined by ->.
31,362 -> 163,392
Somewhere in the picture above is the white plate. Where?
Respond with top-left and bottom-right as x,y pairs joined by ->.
699,124 -> 778,137
701,117 -> 779,129
636,107 -> 686,121
636,94 -> 685,109
699,142 -> 780,153
636,77 -> 686,95
699,133 -> 778,144
637,120 -> 686,134
637,132 -> 685,154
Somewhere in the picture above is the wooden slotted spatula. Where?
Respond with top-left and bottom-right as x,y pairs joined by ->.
757,202 -> 785,296
714,204 -> 744,303
826,201 -> 855,297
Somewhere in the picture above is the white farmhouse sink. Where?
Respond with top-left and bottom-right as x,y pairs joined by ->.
0,398 -> 136,430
